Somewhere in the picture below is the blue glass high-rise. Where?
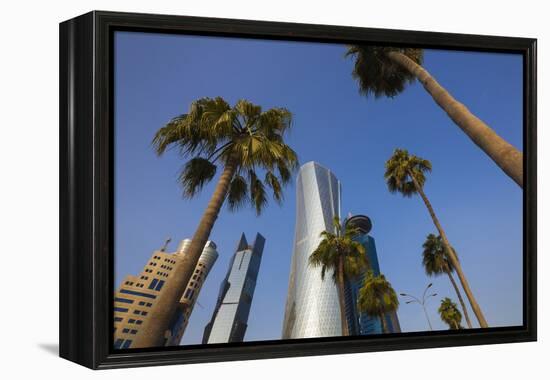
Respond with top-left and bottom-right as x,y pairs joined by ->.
344,215 -> 401,334
203,233 -> 265,343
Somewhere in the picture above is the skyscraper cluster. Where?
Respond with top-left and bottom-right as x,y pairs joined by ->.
282,162 -> 400,339
114,234 -> 264,348
114,161 -> 399,348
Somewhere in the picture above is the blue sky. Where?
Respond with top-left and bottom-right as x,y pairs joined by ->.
114,31 -> 523,344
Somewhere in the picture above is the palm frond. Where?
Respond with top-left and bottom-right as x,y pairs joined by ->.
277,161 -> 292,185
385,148 -> 432,197
422,233 -> 455,275
309,216 -> 368,285
438,297 -> 463,329
319,230 -> 336,241
343,247 -> 368,279
178,157 -> 217,198
200,97 -> 233,136
265,171 -> 283,204
255,107 -> 293,136
309,239 -> 337,281
346,45 -> 423,98
226,175 -> 248,212
358,271 -> 399,316
249,170 -> 268,215
152,114 -> 189,155
235,99 -> 262,122
153,97 -> 298,209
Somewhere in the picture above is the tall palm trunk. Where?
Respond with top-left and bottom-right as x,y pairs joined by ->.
408,170 -> 488,328
336,256 -> 350,336
132,158 -> 238,348
446,271 -> 473,328
380,314 -> 388,333
388,51 -> 523,188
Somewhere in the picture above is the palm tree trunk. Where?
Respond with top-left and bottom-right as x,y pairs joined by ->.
408,170 -> 488,328
337,257 -> 350,336
446,271 -> 473,328
387,51 -> 523,188
380,314 -> 388,333
132,158 -> 238,348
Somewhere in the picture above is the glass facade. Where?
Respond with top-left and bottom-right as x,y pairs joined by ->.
282,162 -> 343,339
344,215 -> 401,334
203,233 -> 265,343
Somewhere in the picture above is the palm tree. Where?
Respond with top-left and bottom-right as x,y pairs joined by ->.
422,234 -> 473,328
384,148 -> 488,328
132,97 -> 299,348
358,271 -> 399,333
346,46 -> 522,187
439,297 -> 463,330
309,216 -> 368,336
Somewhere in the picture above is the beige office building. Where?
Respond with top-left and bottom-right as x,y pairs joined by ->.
113,239 -> 218,349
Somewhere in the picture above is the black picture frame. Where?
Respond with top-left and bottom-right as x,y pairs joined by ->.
59,10 -> 537,369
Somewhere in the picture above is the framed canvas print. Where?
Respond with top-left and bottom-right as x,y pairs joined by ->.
59,11 -> 537,369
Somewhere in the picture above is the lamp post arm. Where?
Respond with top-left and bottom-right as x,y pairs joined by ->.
422,283 -> 433,301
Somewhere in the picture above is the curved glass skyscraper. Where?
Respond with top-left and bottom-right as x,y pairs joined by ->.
282,162 -> 342,339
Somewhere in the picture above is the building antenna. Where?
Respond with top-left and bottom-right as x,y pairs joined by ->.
160,237 -> 172,252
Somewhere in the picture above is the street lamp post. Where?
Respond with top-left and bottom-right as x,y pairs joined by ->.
400,283 -> 437,331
